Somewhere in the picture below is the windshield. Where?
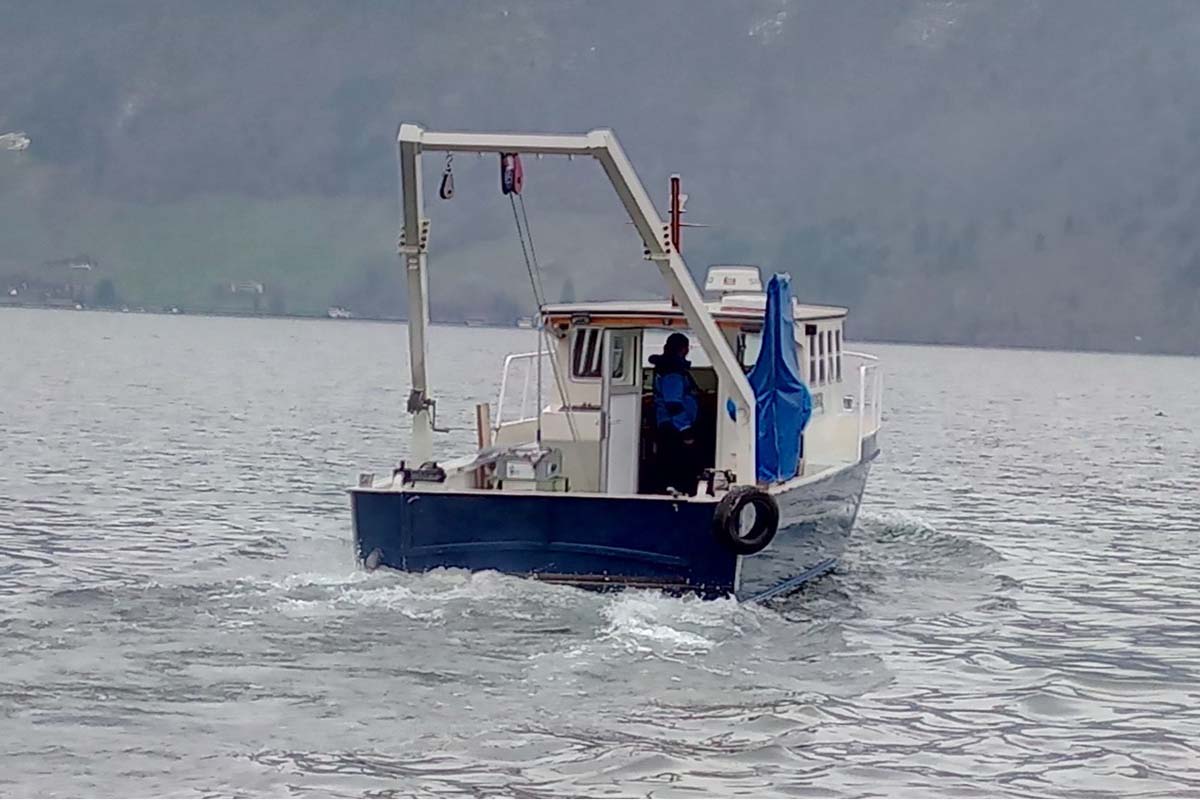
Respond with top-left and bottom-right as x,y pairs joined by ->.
740,331 -> 762,368
642,328 -> 713,368
642,328 -> 773,371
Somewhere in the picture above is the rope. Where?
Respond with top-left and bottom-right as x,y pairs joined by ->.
518,194 -> 547,306
507,192 -> 579,442
509,195 -> 544,309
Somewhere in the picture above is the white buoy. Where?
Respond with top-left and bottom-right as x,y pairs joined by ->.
364,548 -> 383,571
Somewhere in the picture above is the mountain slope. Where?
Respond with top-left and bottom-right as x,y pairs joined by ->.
1,0 -> 1198,352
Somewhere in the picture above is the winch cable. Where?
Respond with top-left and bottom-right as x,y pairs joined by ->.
507,191 -> 579,442
517,194 -> 548,306
507,194 -> 545,447
509,195 -> 543,307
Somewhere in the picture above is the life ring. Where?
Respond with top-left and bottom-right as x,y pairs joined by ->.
712,486 -> 779,555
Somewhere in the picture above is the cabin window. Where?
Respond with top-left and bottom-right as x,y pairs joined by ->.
643,329 -> 714,368
835,329 -> 843,381
608,331 -> 638,386
737,330 -> 763,370
573,327 -> 639,384
611,335 -> 626,381
825,331 -> 834,384
571,327 -> 603,378
808,333 -> 817,385
818,328 -> 826,384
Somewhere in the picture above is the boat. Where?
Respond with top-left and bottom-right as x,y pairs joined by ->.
350,124 -> 883,601
515,316 -> 535,329
0,131 -> 30,152
327,306 -> 352,319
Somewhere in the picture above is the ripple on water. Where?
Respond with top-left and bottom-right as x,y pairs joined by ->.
3,315 -> 1200,796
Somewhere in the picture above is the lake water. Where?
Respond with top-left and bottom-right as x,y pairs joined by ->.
2,307 -> 1198,797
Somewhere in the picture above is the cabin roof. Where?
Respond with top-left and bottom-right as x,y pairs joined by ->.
542,296 -> 848,324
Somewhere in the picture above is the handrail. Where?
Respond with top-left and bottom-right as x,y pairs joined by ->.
875,369 -> 884,432
495,351 -> 542,431
845,350 -> 882,459
857,364 -> 868,457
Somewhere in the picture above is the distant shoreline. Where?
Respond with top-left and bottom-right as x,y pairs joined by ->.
0,300 -> 527,331
2,300 -> 1195,359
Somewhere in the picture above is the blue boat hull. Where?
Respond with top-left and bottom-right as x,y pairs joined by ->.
350,456 -> 872,600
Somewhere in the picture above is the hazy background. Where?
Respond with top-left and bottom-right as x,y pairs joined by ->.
2,0 -> 1199,354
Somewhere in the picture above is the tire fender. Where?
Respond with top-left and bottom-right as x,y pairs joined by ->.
712,486 -> 780,556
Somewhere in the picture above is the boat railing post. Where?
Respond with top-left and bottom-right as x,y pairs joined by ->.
495,354 -> 513,431
535,322 -> 545,446
857,363 -> 867,461
520,355 -> 532,423
598,328 -> 612,492
495,352 -> 551,432
873,366 -> 879,433
875,368 -> 884,433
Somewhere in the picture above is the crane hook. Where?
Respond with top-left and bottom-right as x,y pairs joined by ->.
439,154 -> 455,199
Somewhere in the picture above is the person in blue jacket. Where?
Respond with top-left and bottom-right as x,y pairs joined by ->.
650,332 -> 701,495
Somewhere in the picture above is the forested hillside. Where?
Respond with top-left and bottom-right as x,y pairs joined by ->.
2,0 -> 1199,353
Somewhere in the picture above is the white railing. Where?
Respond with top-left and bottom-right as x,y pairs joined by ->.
494,351 -> 550,431
843,350 -> 883,459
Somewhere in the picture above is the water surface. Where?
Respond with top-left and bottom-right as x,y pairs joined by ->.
1,308 -> 1198,796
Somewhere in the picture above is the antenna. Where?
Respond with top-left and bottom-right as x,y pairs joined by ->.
670,174 -> 682,252
667,174 -> 709,253
665,174 -> 709,305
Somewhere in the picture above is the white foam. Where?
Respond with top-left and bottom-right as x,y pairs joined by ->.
598,592 -> 740,654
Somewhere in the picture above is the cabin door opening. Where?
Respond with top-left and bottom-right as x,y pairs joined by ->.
599,329 -> 642,494
637,328 -> 719,495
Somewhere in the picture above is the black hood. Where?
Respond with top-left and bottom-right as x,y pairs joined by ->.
649,353 -> 691,375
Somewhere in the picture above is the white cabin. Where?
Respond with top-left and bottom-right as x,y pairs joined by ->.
485,266 -> 880,496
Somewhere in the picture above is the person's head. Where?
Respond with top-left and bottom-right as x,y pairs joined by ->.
664,332 -> 690,359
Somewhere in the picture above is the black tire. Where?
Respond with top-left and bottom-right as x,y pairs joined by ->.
712,486 -> 779,555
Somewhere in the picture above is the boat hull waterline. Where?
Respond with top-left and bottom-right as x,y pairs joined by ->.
351,454 -> 874,602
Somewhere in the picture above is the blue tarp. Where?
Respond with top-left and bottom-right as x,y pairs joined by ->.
747,273 -> 812,483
